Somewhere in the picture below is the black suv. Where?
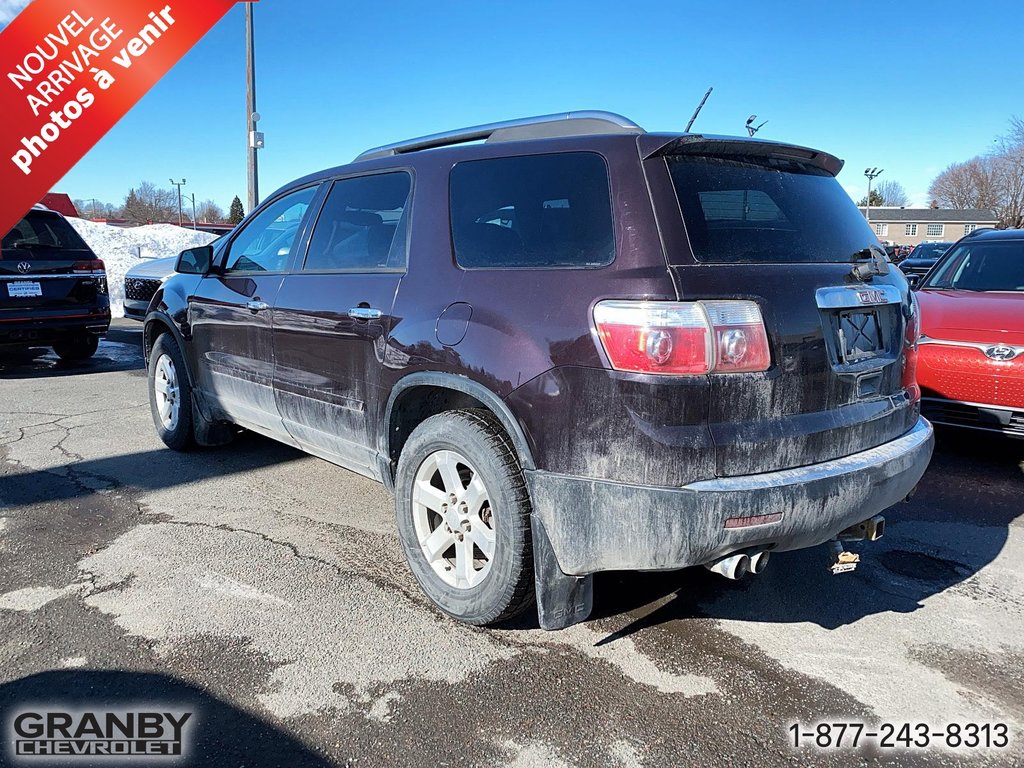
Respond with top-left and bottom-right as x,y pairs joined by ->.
142,112 -> 934,629
1,206 -> 109,359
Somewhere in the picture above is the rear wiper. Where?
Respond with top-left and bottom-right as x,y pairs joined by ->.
849,246 -> 890,280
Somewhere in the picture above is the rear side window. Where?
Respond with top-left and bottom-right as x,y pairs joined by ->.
667,155 -> 877,263
2,212 -> 90,258
450,152 -> 614,269
304,172 -> 412,271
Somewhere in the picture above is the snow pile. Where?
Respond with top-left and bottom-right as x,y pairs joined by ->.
66,218 -> 217,317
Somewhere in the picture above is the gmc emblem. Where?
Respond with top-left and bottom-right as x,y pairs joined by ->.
857,289 -> 885,305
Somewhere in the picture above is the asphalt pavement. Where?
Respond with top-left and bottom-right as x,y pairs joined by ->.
1,319 -> 1022,767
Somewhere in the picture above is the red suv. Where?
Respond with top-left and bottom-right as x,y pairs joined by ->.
916,228 -> 1024,437
140,112 -> 933,629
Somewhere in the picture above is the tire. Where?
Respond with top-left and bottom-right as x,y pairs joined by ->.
148,333 -> 196,451
395,409 -> 535,625
53,334 -> 98,361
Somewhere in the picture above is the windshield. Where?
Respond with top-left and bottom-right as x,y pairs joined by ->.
666,155 -> 879,263
922,240 -> 1024,292
2,211 -> 90,257
907,242 -> 951,261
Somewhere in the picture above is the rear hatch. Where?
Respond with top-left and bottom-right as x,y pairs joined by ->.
653,142 -> 917,476
1,209 -> 105,315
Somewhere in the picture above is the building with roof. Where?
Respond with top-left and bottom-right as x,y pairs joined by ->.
859,207 -> 999,245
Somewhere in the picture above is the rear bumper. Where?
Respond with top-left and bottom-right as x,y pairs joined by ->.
525,416 -> 934,575
922,397 -> 1024,439
0,309 -> 110,346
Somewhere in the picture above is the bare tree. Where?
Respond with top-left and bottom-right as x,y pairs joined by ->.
119,182 -> 178,223
928,116 -> 1024,227
197,200 -> 225,223
875,180 -> 908,207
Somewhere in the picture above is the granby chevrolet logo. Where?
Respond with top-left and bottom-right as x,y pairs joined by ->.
17,261 -> 31,273
984,345 -> 1019,362
10,708 -> 193,759
856,289 -> 885,305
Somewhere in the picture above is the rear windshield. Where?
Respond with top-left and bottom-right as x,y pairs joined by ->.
2,211 -> 90,257
922,240 -> 1024,292
666,155 -> 877,264
907,242 -> 951,260
450,152 -> 615,269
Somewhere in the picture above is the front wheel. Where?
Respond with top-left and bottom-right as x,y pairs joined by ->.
395,409 -> 535,625
148,334 -> 195,451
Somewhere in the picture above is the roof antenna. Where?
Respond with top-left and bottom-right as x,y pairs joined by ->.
745,115 -> 768,137
685,87 -> 713,133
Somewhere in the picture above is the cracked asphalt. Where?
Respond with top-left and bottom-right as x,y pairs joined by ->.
1,319 -> 1022,767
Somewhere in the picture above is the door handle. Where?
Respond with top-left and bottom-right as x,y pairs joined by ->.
246,300 -> 270,313
348,306 -> 383,320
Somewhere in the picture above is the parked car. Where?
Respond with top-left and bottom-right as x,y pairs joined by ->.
124,256 -> 178,321
900,241 -> 953,280
916,228 -> 1024,437
141,111 -> 933,629
1,205 -> 110,359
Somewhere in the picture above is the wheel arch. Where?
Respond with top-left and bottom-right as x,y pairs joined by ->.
383,372 -> 536,487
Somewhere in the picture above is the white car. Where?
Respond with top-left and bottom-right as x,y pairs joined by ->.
123,256 -> 177,321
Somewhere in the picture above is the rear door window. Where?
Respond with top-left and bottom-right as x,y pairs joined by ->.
450,152 -> 615,269
2,212 -> 90,258
303,172 -> 412,271
666,155 -> 878,263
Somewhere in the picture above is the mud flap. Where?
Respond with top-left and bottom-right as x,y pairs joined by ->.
191,401 -> 233,446
531,516 -> 593,630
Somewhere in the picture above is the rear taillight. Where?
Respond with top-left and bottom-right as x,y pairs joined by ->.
593,300 -> 771,375
902,293 -> 921,402
72,259 -> 105,274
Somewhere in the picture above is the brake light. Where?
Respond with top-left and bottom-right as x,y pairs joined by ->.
72,259 -> 105,274
593,300 -> 771,375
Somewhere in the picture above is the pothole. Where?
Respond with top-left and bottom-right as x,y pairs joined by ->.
878,549 -> 971,582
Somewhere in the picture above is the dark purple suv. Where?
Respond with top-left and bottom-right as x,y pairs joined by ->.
143,112 -> 934,629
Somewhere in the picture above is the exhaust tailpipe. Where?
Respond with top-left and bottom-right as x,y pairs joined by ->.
748,550 -> 770,575
705,552 -> 751,580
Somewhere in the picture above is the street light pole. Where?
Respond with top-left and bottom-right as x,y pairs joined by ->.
245,4 -> 260,212
864,167 -> 883,227
170,178 -> 186,227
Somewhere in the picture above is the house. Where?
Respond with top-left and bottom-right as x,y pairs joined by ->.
858,207 -> 999,245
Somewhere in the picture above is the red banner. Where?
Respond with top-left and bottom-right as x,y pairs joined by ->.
0,0 -> 254,235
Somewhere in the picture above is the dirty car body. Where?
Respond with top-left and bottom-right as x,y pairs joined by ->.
142,112 -> 934,629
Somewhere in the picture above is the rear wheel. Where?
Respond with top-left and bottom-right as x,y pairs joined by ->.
395,409 -> 534,625
53,334 -> 98,361
148,334 -> 195,451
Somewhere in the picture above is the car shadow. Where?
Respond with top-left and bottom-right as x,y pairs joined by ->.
589,429 -> 1024,639
1,432 -> 305,510
0,670 -> 332,767
0,323 -> 144,379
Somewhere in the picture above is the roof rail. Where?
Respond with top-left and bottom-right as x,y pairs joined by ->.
355,111 -> 644,162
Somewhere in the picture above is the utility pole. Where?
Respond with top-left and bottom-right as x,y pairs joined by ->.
864,168 -> 883,226
87,198 -> 98,219
184,193 -> 197,229
170,178 -> 186,227
245,4 -> 263,212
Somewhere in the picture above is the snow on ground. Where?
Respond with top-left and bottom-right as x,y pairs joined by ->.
66,218 -> 217,317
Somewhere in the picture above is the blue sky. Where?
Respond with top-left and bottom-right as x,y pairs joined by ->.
7,0 -> 1023,212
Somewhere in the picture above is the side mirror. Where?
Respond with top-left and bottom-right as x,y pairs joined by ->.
906,274 -> 921,289
175,245 -> 214,275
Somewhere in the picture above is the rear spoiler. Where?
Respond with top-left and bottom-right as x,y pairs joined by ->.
640,133 -> 844,177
